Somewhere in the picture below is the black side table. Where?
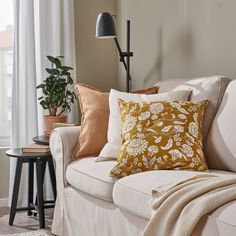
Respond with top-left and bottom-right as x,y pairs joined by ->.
32,135 -> 50,145
6,148 -> 57,229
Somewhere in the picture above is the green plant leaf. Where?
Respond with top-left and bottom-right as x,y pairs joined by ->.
66,90 -> 72,96
54,58 -> 62,68
62,66 -> 73,70
36,84 -> 44,89
68,76 -> 73,84
47,55 -> 56,63
61,66 -> 73,74
46,68 -> 60,75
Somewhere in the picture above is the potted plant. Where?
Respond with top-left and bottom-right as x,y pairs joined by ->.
37,56 -> 76,136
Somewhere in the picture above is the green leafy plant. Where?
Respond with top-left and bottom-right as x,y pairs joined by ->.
36,56 -> 76,116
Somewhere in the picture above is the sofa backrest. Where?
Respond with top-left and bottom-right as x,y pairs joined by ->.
206,80 -> 236,172
156,76 -> 231,143
157,76 -> 232,172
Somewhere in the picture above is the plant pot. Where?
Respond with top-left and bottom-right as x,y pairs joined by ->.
44,115 -> 67,136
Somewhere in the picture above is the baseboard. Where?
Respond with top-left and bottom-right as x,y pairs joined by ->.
0,198 -> 8,207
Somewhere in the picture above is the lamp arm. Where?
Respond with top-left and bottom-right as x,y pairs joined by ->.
113,21 -> 133,92
114,38 -> 128,71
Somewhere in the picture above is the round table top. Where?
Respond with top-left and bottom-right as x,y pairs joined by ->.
32,135 -> 50,145
6,148 -> 52,159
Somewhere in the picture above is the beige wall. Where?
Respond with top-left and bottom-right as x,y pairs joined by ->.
75,0 -> 118,91
0,148 -> 9,199
118,0 -> 236,90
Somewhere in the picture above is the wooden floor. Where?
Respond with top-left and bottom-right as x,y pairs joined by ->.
0,207 -> 53,235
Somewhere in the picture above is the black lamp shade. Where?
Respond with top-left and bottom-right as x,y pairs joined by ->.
96,12 -> 117,38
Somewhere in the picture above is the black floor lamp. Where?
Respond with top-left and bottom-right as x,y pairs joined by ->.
96,12 -> 133,92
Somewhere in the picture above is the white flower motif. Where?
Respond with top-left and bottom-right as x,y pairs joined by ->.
130,105 -> 137,113
150,156 -> 156,166
156,121 -> 163,127
188,105 -> 198,112
171,114 -> 176,120
169,149 -> 183,161
181,144 -> 193,157
150,103 -> 164,114
188,122 -> 199,138
138,163 -> 142,167
142,155 -> 150,168
161,125 -> 172,132
136,133 -> 145,139
163,155 -> 168,162
155,136 -> 162,143
122,114 -> 137,134
126,138 -> 148,156
192,157 -> 200,165
161,138 -> 173,150
145,120 -> 151,127
148,145 -> 159,155
193,113 -> 198,123
186,133 -> 195,144
124,133 -> 130,141
133,157 -> 139,165
174,125 -> 184,133
151,114 -> 158,120
138,111 -> 150,120
170,102 -> 179,108
190,163 -> 195,168
174,120 -> 186,125
170,102 -> 189,114
137,124 -> 142,133
173,134 -> 181,142
139,102 -> 144,108
178,114 -> 186,120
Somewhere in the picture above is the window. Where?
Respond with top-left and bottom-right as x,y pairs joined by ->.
0,1 -> 14,147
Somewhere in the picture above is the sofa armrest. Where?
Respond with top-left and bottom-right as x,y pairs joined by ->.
50,126 -> 80,187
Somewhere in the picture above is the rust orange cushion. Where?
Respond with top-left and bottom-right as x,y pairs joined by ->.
73,84 -> 159,159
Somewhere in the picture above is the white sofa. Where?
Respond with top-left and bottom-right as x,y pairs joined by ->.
50,76 -> 236,236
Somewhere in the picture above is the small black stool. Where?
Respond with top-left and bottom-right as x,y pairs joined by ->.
6,148 -> 57,229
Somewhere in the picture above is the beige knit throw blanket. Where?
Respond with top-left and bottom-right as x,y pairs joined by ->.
143,173 -> 236,236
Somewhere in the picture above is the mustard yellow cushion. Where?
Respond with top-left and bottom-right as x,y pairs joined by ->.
110,99 -> 208,178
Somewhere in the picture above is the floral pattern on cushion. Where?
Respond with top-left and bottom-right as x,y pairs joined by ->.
110,99 -> 208,178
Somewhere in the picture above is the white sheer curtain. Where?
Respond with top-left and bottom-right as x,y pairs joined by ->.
10,0 -> 77,207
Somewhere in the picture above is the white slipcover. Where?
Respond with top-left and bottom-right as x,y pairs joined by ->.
66,157 -> 116,202
50,77 -> 236,236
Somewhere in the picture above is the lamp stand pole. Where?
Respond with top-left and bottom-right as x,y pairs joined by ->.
113,20 -> 133,92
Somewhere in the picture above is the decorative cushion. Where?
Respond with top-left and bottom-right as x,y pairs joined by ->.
155,76 -> 231,143
97,89 -> 191,162
66,157 -> 117,202
73,84 -> 109,159
73,84 -> 159,160
110,100 -> 208,178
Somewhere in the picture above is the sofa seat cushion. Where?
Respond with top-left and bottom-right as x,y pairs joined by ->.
66,157 -> 117,202
113,170 -> 236,221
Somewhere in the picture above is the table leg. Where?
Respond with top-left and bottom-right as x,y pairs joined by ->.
35,160 -> 47,208
48,157 -> 57,200
9,159 -> 23,225
28,160 -> 34,216
36,158 -> 45,229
